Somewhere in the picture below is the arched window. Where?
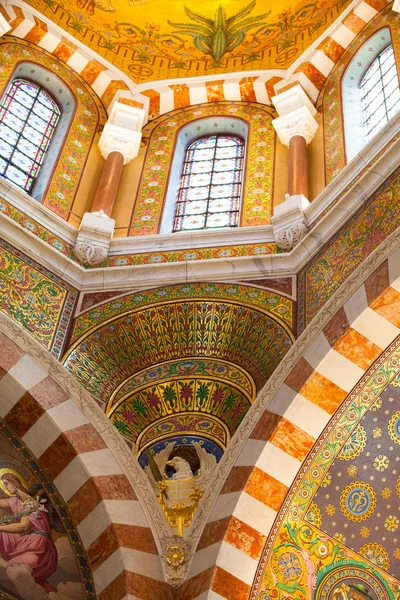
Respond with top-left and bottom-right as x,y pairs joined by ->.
173,135 -> 244,232
0,78 -> 60,193
360,44 -> 400,141
342,29 -> 400,162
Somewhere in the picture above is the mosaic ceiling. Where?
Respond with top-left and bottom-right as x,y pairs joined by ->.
26,0 -> 353,82
63,284 -> 294,460
253,339 -> 400,600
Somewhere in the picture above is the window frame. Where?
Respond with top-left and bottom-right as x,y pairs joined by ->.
0,62 -> 76,202
359,43 -> 400,141
342,28 -> 399,162
160,116 -> 249,234
0,78 -> 61,193
172,134 -> 245,233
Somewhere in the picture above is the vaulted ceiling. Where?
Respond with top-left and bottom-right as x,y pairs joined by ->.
25,0 -> 353,82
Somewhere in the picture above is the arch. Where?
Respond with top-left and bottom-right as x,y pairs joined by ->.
0,36 -> 107,219
178,230 -> 400,599
323,5 -> 400,182
342,28 -> 399,162
0,313 -> 173,599
129,102 -> 276,236
160,118 -> 248,234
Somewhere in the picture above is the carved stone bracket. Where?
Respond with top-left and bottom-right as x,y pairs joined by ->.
160,536 -> 193,588
73,211 -> 115,266
271,194 -> 310,251
98,102 -> 145,165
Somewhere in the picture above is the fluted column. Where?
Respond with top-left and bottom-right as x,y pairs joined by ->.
74,102 -> 145,266
271,85 -> 319,251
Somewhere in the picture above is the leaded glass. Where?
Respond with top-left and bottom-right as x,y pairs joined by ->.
360,44 -> 400,140
173,135 -> 244,232
0,79 -> 60,192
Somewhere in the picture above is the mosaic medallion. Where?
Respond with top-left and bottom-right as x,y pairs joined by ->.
340,482 -> 376,522
388,411 -> 400,444
359,543 -> 390,571
315,565 -> 390,600
338,425 -> 367,460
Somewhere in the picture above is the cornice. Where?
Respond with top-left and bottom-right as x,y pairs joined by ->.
0,112 -> 399,291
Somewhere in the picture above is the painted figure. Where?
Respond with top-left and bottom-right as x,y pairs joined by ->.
0,472 -> 58,592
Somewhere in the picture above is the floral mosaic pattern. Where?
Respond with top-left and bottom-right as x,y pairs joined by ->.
0,240 -> 77,356
251,338 -> 400,600
71,282 -> 294,343
64,299 -> 294,404
323,6 -> 400,183
22,0 -> 352,82
110,357 -> 255,405
298,167 -> 400,330
110,376 -> 249,450
130,102 -> 275,235
0,38 -> 106,219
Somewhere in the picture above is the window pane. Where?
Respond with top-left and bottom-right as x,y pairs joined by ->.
173,135 -> 243,232
0,78 -> 60,192
361,45 -> 400,140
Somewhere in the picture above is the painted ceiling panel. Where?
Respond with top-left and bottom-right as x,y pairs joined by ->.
24,0 -> 354,82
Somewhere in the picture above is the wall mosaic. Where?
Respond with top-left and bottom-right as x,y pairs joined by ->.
322,6 -> 400,183
64,298 -> 294,403
298,167 -> 400,331
21,0 -> 352,82
130,102 -> 276,235
110,357 -> 256,405
0,422 -> 95,600
108,376 -> 251,451
71,282 -> 294,343
0,240 -> 77,358
251,337 -> 400,600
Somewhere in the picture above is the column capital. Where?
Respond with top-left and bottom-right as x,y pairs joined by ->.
98,102 -> 145,165
0,14 -> 11,36
272,105 -> 319,147
272,84 -> 317,118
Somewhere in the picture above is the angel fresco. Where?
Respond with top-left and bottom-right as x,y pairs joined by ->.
0,433 -> 82,600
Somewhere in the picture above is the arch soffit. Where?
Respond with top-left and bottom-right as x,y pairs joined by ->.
179,228 -> 400,597
0,313 -> 171,599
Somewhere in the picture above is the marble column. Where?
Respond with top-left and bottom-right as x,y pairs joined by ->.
74,102 -> 145,266
271,85 -> 319,251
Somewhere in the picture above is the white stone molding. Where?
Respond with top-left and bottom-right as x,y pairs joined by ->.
272,84 -> 318,147
393,0 -> 399,12
271,85 -> 317,118
73,211 -> 115,266
272,105 -> 319,147
98,102 -> 146,164
271,194 -> 310,251
0,13 -> 11,36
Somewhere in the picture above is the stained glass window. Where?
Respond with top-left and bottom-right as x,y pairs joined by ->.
360,44 -> 400,140
173,135 -> 244,232
0,78 -> 60,192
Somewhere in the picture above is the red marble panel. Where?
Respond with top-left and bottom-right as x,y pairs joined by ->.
270,417 -> 314,461
177,567 -> 214,600
333,328 -> 382,370
80,60 -> 107,85
342,13 -> 366,34
198,516 -> 230,550
317,36 -> 345,63
40,434 -> 77,478
64,423 -> 107,454
212,566 -> 251,600
284,356 -> 314,393
170,84 -> 190,109
0,333 -> 24,371
364,260 -> 389,305
323,307 -> 350,347
29,375 -> 69,410
221,466 -> 253,494
4,392 -> 44,437
53,38 -> 77,62
250,410 -> 281,441
101,81 -> 130,109
225,516 -> 266,560
299,371 -> 347,415
244,467 -> 288,511
371,286 -> 400,327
